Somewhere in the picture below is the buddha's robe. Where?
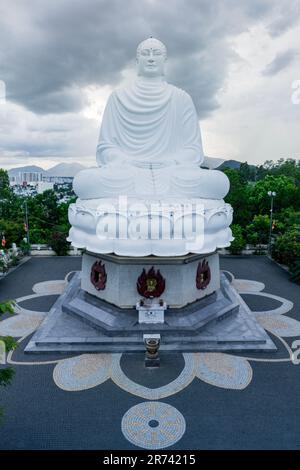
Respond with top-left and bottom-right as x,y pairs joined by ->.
73,78 -> 229,200
96,79 -> 204,167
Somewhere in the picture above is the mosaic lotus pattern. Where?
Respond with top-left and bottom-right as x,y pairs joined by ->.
1,271 -> 298,449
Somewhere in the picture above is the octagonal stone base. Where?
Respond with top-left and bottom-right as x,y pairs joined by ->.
81,251 -> 220,309
25,272 -> 276,354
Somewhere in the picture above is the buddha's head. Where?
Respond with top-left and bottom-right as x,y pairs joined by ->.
136,37 -> 167,78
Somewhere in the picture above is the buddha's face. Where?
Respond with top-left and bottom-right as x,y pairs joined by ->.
136,39 -> 167,78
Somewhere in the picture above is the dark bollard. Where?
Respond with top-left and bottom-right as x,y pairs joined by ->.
144,334 -> 161,368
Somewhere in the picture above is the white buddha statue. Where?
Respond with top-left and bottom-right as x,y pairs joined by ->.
69,38 -> 233,256
73,37 -> 229,200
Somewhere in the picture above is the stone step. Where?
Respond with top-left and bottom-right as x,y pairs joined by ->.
25,271 -> 277,354
27,338 -> 272,354
34,332 -> 266,347
62,284 -> 240,335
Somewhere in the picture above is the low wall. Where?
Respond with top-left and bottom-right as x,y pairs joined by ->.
30,248 -> 82,256
30,246 -> 266,257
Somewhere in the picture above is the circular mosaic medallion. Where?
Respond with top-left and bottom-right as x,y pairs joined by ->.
121,402 -> 186,449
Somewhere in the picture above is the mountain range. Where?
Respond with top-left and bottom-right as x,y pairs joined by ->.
7,159 -> 243,177
8,162 -> 87,177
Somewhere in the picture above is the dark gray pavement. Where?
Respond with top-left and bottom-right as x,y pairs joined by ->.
0,255 -> 300,450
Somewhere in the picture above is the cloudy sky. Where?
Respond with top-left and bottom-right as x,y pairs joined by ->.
0,0 -> 300,170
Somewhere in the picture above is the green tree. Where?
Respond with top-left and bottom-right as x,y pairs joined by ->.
56,201 -> 72,231
0,219 -> 24,247
49,231 -> 70,256
228,224 -> 246,254
239,162 -> 257,182
0,300 -> 17,422
0,169 -> 10,198
245,214 -> 270,246
274,208 -> 300,234
273,228 -> 300,268
0,169 -> 17,220
263,160 -> 275,171
29,228 -> 50,244
270,158 -> 300,184
248,175 -> 299,215
223,168 -> 253,226
26,190 -> 59,231
290,260 -> 300,284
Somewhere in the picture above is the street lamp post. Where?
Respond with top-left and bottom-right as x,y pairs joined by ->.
267,191 -> 276,256
23,199 -> 30,245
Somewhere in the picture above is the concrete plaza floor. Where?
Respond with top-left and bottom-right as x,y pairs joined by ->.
0,255 -> 300,450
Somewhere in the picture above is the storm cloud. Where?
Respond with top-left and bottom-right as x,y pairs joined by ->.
0,0 -> 300,167
262,48 -> 299,76
1,0 -> 299,117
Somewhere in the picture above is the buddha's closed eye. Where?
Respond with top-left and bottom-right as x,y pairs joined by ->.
141,49 -> 162,56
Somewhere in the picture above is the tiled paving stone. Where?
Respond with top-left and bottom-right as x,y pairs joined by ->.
32,280 -> 67,295
227,331 -> 290,360
232,279 -> 265,292
255,314 -> 300,337
0,256 -> 81,301
1,255 -> 300,450
194,353 -> 253,390
110,353 -> 196,400
17,295 -> 59,312
7,332 -> 80,363
0,312 -> 45,337
25,272 -> 277,353
119,352 -> 186,389
222,270 -> 234,283
53,354 -> 111,391
240,294 -> 282,312
121,402 -> 186,449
